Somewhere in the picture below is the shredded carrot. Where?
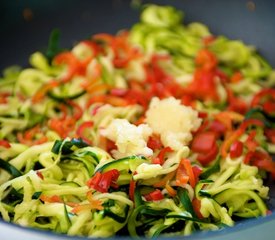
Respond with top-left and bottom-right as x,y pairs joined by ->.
86,83 -> 110,94
175,175 -> 189,186
71,204 -> 93,214
181,159 -> 196,188
165,183 -> 177,197
230,71 -> 243,83
17,125 -> 48,146
40,194 -> 62,203
86,191 -> 103,210
153,171 -> 176,187
72,191 -> 103,214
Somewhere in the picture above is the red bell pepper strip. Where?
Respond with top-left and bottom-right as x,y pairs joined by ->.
192,165 -> 202,185
151,147 -> 173,165
54,52 -> 84,82
251,89 -> 275,112
17,125 -> 48,146
244,150 -> 275,179
263,101 -> 275,115
221,119 -> 264,158
192,198 -> 204,219
67,100 -> 83,120
129,180 -> 136,201
76,121 -> 94,145
32,81 -> 59,103
245,130 -> 259,152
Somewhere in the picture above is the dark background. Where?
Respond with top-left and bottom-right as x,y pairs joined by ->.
0,0 -> 275,70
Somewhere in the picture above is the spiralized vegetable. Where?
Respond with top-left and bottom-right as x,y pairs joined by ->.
0,4 -> 275,238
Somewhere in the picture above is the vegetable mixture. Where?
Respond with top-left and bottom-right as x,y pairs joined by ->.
0,4 -> 275,238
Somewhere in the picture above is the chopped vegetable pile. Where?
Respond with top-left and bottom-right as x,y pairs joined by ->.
0,4 -> 275,238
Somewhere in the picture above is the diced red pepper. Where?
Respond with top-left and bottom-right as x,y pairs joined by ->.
147,135 -> 163,151
110,88 -> 128,97
221,119 -> 264,159
202,35 -> 216,46
48,117 -> 75,139
191,131 -> 218,165
198,111 -> 208,119
195,49 -> 217,71
208,120 -> 227,138
191,132 -> 216,154
181,94 -> 195,107
265,128 -> 275,144
87,169 -> 120,193
226,88 -> 248,114
197,143 -> 218,166
0,92 -> 10,104
229,141 -> 243,158
36,171 -> 44,180
188,69 -> 219,102
144,189 -> 164,201
0,140 -> 11,148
